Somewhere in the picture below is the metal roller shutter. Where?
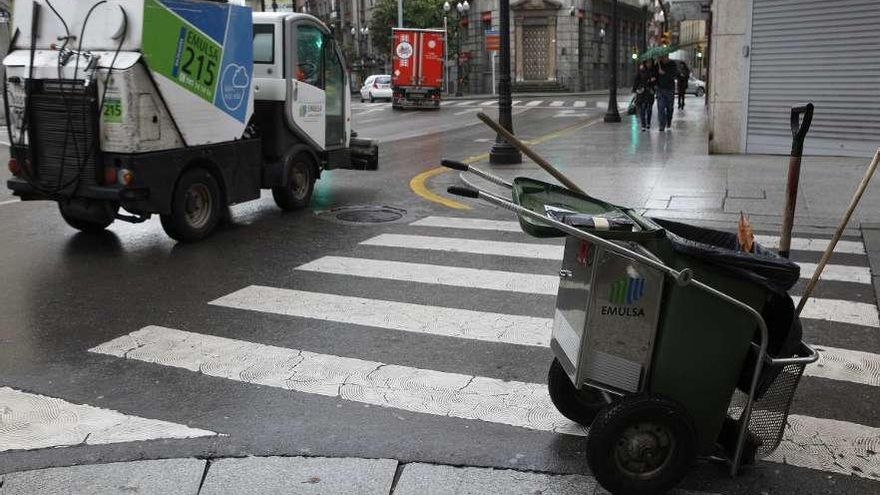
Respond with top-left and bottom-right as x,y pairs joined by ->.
746,0 -> 880,157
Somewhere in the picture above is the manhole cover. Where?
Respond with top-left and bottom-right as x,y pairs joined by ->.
316,205 -> 407,224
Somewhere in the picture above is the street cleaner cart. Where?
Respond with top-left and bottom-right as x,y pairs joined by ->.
442,161 -> 818,495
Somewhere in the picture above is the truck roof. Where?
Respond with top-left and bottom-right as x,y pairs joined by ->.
253,12 -> 322,23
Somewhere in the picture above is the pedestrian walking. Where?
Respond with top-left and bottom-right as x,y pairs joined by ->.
632,60 -> 657,131
655,55 -> 678,132
677,61 -> 691,110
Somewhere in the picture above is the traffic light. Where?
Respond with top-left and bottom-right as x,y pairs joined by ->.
660,32 -> 670,46
631,47 -> 638,61
696,44 -> 704,59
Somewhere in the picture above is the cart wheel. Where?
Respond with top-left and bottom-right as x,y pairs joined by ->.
547,358 -> 609,426
587,394 -> 696,495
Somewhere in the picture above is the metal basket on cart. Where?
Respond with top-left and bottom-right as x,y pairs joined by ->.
442,162 -> 818,495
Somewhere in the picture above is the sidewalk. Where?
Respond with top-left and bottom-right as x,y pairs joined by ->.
0,456 -> 715,495
445,99 -> 879,234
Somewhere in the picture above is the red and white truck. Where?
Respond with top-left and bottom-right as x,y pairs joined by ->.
391,28 -> 444,109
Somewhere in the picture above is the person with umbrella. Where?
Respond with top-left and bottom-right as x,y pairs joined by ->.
632,59 -> 657,131
655,54 -> 678,132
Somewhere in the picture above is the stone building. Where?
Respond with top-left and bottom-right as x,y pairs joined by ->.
457,0 -> 650,94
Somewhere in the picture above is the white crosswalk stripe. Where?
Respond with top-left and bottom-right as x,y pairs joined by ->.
91,327 -> 880,480
296,256 -> 558,295
525,100 -> 543,107
91,326 -> 583,436
806,345 -> 880,387
0,387 -> 216,452
549,101 -> 564,107
479,100 -> 496,106
210,286 -> 551,347
573,101 -> 587,108
412,216 -> 867,255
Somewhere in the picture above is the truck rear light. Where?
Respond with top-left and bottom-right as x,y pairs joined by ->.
8,158 -> 20,176
119,169 -> 134,186
104,167 -> 118,185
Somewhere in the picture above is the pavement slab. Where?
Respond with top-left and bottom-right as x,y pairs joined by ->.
0,458 -> 206,495
199,456 -> 398,495
391,463 -> 718,495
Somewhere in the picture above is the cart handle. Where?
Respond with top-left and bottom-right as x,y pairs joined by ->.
790,103 -> 814,157
442,160 -> 513,189
447,183 -> 774,476
764,341 -> 819,366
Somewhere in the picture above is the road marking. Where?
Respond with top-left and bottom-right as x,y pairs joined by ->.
0,199 -> 19,206
454,108 -> 481,116
90,326 -> 582,435
0,387 -> 217,452
413,217 -> 867,255
296,256 -> 559,295
765,414 -> 880,480
511,100 -> 522,106
361,234 -> 563,260
453,101 -> 475,106
755,234 -> 865,255
525,100 -> 543,107
791,295 -> 879,328
92,327 -> 880,479
210,286 -> 551,347
797,262 -> 871,285
806,345 -> 880,387
354,107 -> 386,116
409,169 -> 470,210
549,101 -> 564,107
362,234 -> 877,327
479,100 -> 496,106
573,101 -> 587,108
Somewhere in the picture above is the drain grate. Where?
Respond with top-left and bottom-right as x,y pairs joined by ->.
316,205 -> 406,225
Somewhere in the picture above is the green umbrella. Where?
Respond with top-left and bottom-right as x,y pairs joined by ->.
638,45 -> 677,62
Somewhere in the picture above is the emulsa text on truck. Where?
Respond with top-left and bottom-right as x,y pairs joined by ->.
391,28 -> 444,109
4,0 -> 378,242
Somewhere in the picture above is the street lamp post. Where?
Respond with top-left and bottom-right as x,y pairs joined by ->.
489,0 -> 522,165
443,2 -> 451,95
603,0 -> 621,123
454,1 -> 469,97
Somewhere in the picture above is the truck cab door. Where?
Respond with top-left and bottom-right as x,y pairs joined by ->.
285,20 -> 326,150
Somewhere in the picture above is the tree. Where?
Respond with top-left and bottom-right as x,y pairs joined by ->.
369,0 -> 459,58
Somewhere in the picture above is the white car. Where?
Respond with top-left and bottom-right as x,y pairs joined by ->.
687,76 -> 706,97
360,75 -> 392,103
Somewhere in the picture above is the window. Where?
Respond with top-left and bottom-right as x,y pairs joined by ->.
296,24 -> 324,87
377,76 -> 391,85
253,24 -> 274,64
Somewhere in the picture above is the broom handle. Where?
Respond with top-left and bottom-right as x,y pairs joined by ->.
476,112 -> 587,195
797,148 -> 880,315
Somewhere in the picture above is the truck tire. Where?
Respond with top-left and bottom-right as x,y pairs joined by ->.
160,168 -> 223,242
586,394 -> 697,495
547,358 -> 609,426
272,152 -> 316,211
59,203 -> 114,233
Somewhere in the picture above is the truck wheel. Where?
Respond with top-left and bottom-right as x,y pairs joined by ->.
272,152 -> 315,211
587,394 -> 697,495
59,203 -> 114,233
160,168 -> 222,242
547,358 -> 608,426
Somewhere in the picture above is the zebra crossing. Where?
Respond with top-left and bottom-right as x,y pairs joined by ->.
351,98 -> 599,111
4,214 -> 880,485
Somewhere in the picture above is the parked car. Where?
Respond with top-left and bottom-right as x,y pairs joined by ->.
687,76 -> 706,97
360,75 -> 392,102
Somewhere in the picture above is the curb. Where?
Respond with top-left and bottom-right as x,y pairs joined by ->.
860,223 -> 880,306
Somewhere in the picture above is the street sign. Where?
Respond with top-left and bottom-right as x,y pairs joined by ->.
485,29 -> 499,52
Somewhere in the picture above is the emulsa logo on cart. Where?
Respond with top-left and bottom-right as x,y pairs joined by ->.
601,269 -> 647,317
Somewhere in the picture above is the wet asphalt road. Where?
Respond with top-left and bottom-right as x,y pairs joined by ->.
0,96 -> 878,495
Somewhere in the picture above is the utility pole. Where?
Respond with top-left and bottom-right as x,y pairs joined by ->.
489,0 -> 522,165
603,0 -> 621,123
397,0 -> 403,28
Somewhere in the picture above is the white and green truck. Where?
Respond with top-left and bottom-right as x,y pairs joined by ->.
4,0 -> 377,241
